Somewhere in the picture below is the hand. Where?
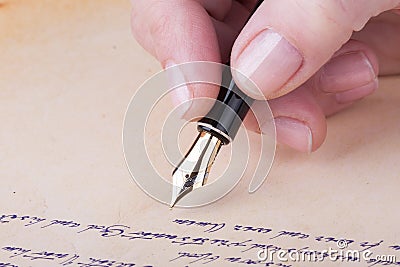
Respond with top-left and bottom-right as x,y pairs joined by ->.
131,0 -> 400,153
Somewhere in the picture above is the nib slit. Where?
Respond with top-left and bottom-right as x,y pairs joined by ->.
170,131 -> 223,208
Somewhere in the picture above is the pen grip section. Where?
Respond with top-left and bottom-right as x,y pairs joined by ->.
198,69 -> 254,145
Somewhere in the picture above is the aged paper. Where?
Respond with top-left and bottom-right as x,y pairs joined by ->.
0,1 -> 399,266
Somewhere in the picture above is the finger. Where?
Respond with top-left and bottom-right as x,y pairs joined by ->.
131,0 -> 221,65
291,40 -> 379,118
230,0 -> 400,99
304,40 -> 379,116
131,0 -> 222,118
311,39 -> 379,107
244,86 -> 326,153
271,91 -> 326,153
243,40 -> 381,152
352,11 -> 400,75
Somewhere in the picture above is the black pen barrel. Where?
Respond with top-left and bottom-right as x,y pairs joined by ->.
197,68 -> 254,145
197,0 -> 263,145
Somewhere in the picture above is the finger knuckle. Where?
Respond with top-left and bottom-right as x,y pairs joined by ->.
314,0 -> 354,31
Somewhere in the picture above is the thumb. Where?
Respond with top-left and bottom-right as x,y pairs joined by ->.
231,0 -> 400,99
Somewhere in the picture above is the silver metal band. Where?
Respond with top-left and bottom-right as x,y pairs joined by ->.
197,122 -> 232,144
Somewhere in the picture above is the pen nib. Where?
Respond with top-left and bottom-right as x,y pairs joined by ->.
170,131 -> 222,208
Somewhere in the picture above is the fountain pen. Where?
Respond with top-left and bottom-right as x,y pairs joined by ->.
170,0 -> 264,208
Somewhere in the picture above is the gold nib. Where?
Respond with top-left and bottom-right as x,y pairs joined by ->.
170,131 -> 222,208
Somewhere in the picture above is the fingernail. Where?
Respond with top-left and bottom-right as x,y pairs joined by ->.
165,60 -> 193,118
320,51 -> 376,93
335,78 -> 378,104
270,117 -> 313,153
234,29 -> 303,98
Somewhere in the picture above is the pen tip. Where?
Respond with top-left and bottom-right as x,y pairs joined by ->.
170,131 -> 223,208
169,197 -> 177,209
170,186 -> 191,209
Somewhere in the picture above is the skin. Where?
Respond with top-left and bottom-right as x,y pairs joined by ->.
131,0 -> 400,153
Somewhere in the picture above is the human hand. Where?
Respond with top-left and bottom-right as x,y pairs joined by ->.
131,0 -> 400,152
